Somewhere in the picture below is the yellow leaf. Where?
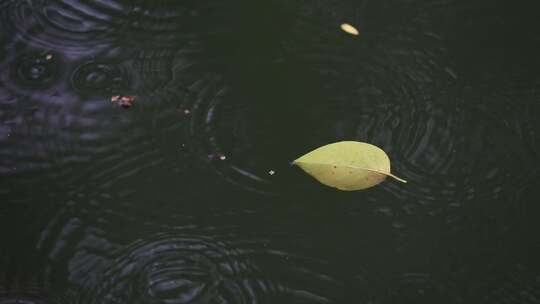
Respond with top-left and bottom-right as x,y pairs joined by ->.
340,23 -> 359,36
293,141 -> 407,191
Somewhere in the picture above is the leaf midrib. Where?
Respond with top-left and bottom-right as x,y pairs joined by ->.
294,161 -> 407,183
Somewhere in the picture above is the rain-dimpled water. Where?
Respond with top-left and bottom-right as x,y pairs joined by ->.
1,1 -> 540,303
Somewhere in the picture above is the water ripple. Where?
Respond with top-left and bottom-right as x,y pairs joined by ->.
0,276 -> 49,304
82,234 -> 266,304
281,0 -> 540,244
1,1 -> 539,303
1,0 -> 118,54
466,241 -> 540,304
377,273 -> 462,304
0,296 -> 46,304
170,0 -> 461,196
64,233 -> 344,304
0,0 -> 229,53
0,52 -> 139,176
71,61 -> 130,96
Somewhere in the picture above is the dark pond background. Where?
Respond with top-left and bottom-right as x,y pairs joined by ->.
1,0 -> 540,303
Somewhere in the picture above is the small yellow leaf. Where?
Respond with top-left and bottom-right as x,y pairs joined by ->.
293,141 -> 406,191
340,23 -> 359,36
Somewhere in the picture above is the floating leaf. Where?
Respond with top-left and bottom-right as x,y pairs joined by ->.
293,141 -> 407,191
340,23 -> 359,36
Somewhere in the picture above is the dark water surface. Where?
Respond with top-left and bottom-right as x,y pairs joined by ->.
1,0 -> 540,303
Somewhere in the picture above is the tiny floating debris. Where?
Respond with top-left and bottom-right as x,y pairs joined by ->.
111,95 -> 137,108
268,170 -> 276,176
340,23 -> 359,36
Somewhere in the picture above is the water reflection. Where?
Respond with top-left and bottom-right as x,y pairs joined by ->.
83,234 -> 266,304
61,233 -> 343,304
1,0 -> 540,303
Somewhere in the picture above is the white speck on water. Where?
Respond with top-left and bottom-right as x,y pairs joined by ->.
219,155 -> 227,160
340,23 -> 359,36
45,54 -> 53,60
268,170 -> 275,175
184,109 -> 191,115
